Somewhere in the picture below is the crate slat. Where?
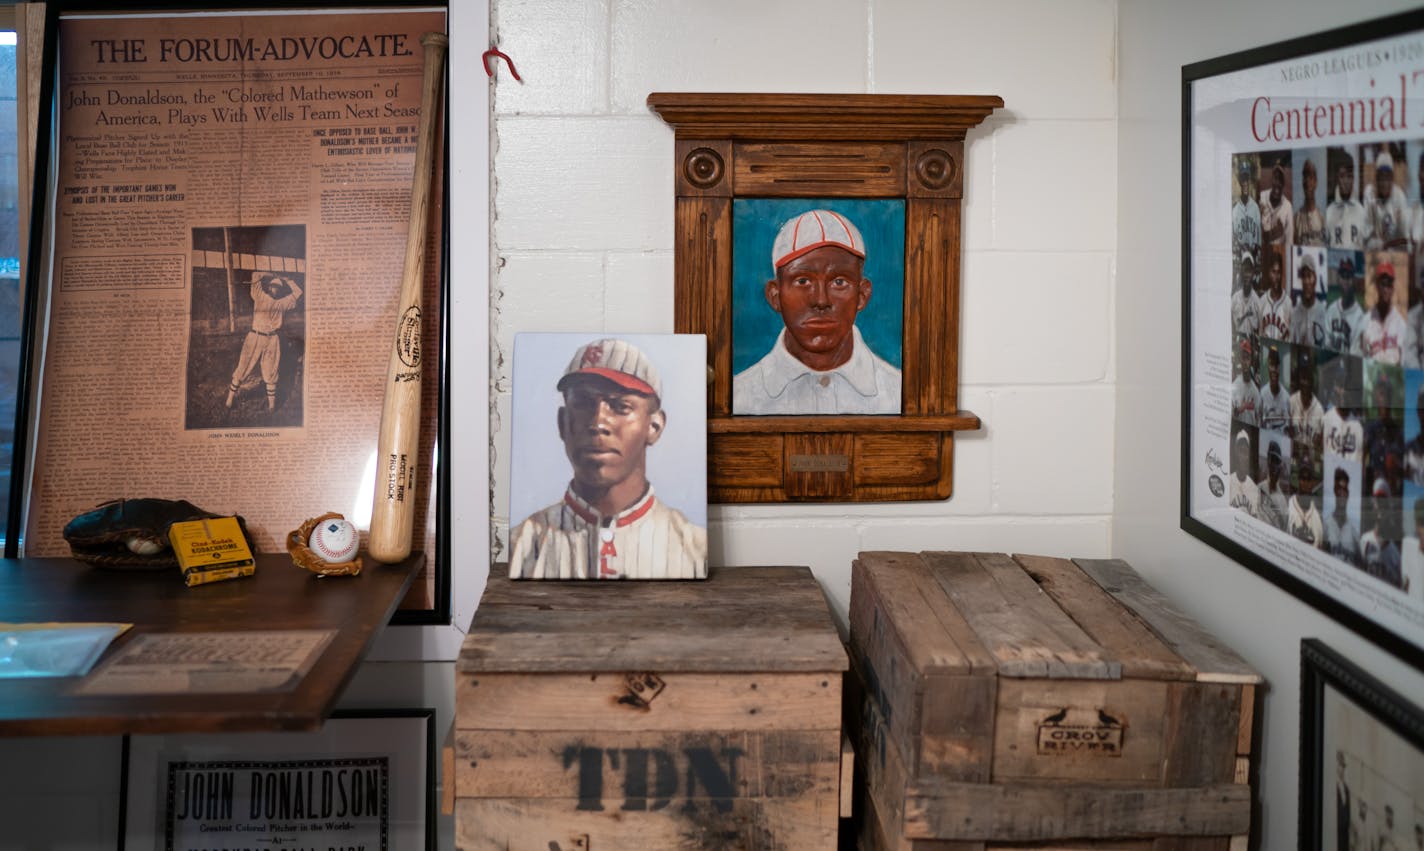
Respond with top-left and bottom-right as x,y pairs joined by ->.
1013,554 -> 1196,681
454,728 -> 839,800
457,671 -> 840,732
461,567 -> 847,674
902,781 -> 1252,841
925,551 -> 1117,679
851,553 -> 998,779
456,796 -> 839,850
857,552 -> 995,674
1072,559 -> 1262,685
1160,682 -> 1243,785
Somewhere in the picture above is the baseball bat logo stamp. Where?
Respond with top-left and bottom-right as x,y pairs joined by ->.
397,305 -> 422,369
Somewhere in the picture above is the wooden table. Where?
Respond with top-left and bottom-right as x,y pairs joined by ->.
0,553 -> 421,736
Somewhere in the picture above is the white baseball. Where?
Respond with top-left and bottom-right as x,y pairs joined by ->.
309,518 -> 360,563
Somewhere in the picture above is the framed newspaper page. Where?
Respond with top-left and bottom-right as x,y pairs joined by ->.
1182,9 -> 1424,667
647,93 -> 1001,504
119,708 -> 436,850
9,4 -> 451,623
1299,639 -> 1423,851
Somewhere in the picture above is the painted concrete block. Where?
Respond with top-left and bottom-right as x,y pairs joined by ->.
495,116 -> 673,251
960,251 -> 1113,384
991,119 -> 1118,252
992,386 -> 1115,513
604,251 -> 676,333
493,0 -> 610,114
493,252 -> 606,375
610,0 -> 868,111
873,0 -> 1116,121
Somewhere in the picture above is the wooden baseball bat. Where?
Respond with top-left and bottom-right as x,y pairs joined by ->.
368,31 -> 447,564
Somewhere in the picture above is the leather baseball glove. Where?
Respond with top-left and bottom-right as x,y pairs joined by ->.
287,512 -> 363,577
63,498 -> 248,569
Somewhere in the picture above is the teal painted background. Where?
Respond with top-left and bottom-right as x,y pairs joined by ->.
732,198 -> 905,375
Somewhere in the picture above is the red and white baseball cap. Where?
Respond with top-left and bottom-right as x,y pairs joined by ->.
772,209 -> 865,270
557,338 -> 661,399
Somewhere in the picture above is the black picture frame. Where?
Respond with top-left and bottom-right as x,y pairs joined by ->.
1182,9 -> 1424,670
119,708 -> 437,850
1298,639 -> 1423,851
8,1 -> 452,626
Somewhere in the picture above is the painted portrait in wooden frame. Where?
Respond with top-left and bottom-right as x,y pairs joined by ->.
731,198 -> 906,416
649,93 -> 1001,503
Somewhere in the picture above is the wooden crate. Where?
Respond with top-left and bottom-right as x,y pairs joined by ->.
455,566 -> 850,850
848,552 -> 1261,850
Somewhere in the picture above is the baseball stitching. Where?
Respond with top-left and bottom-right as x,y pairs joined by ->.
311,524 -> 357,562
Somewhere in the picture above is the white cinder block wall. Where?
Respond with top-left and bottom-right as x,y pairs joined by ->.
489,0 -> 1120,621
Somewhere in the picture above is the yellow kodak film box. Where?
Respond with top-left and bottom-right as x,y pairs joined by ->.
168,516 -> 255,587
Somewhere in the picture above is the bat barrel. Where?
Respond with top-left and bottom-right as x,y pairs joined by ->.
368,30 -> 446,565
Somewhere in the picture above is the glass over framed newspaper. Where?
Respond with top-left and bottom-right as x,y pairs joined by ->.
1182,9 -> 1424,666
10,4 -> 450,621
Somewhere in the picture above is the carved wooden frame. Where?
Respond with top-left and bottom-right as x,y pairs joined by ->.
648,93 -> 1001,503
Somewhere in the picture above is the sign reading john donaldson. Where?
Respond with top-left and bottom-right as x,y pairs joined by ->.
164,758 -> 388,851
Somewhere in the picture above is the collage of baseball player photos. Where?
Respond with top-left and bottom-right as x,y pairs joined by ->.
1228,141 -> 1424,601
507,333 -> 708,581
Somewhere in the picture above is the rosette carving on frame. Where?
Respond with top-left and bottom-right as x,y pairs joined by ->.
914,147 -> 957,191
683,146 -> 725,190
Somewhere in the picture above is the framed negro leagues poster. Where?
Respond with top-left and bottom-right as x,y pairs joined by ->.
119,709 -> 435,850
1182,9 -> 1424,667
11,4 -> 451,621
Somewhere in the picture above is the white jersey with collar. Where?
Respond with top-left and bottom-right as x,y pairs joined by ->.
1255,291 -> 1291,341
1229,474 -> 1261,518
508,485 -> 707,580
1290,392 -> 1325,448
1258,381 -> 1290,432
1232,198 -> 1261,256
1326,194 -> 1367,249
1323,406 -> 1363,463
1364,183 -> 1409,248
250,278 -> 302,333
733,325 -> 901,415
1357,307 -> 1419,366
1288,496 -> 1325,548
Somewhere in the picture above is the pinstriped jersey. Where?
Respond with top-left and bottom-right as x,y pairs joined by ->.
508,485 -> 707,580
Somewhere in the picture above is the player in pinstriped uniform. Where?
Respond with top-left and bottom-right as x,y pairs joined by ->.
509,338 -> 707,580
1326,150 -> 1366,250
1255,248 -> 1291,341
226,272 -> 302,411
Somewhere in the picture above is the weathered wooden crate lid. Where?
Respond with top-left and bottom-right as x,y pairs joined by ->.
460,565 -> 849,674
855,551 -> 1261,684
